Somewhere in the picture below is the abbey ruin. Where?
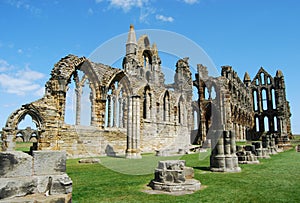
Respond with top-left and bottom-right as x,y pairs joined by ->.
0,25 -> 292,159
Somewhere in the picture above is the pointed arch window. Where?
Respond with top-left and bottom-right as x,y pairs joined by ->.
264,116 -> 269,132
255,117 -> 260,132
253,90 -> 258,111
260,72 -> 265,85
262,89 -> 268,110
271,89 -> 276,109
274,116 -> 278,132
178,97 -> 184,124
163,91 -> 170,122
143,87 -> 152,119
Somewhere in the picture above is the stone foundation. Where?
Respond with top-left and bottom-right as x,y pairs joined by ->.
149,160 -> 201,192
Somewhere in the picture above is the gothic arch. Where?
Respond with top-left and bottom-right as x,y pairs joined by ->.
5,104 -> 44,131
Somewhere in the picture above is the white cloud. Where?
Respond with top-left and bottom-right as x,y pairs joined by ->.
17,49 -> 23,54
0,59 -> 45,96
97,0 -> 149,12
182,0 -> 199,4
156,14 -> 174,22
5,0 -> 42,15
0,59 -> 14,72
139,6 -> 155,23
88,8 -> 94,15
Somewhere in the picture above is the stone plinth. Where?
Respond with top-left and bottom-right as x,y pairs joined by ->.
149,160 -> 201,192
262,135 -> 278,155
210,130 -> 241,172
252,141 -> 270,159
236,146 -> 259,164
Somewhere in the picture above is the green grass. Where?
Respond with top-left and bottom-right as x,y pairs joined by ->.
67,149 -> 300,203
15,142 -> 33,152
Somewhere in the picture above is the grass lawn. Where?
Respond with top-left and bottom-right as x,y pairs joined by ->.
67,148 -> 300,203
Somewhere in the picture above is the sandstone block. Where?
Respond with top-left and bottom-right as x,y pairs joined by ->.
33,151 -> 66,175
0,177 -> 37,199
0,151 -> 33,178
36,174 -> 72,195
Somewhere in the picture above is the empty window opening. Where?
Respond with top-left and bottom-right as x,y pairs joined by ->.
260,73 -> 265,85
80,79 -> 92,126
204,87 -> 209,100
262,89 -> 268,110
274,116 -> 278,131
211,86 -> 216,99
264,116 -> 269,132
255,117 -> 260,132
271,89 -> 276,109
253,90 -> 258,111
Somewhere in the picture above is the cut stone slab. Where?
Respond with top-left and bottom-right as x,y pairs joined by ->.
78,158 -> 100,164
33,151 -> 66,175
0,151 -> 33,178
0,193 -> 72,203
35,174 -> 72,195
0,177 -> 37,199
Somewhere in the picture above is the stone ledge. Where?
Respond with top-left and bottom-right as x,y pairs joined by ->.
0,193 -> 72,203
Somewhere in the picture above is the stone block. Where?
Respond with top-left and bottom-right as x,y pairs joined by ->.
0,177 -> 37,199
183,167 -> 194,179
78,158 -> 100,164
0,151 -> 33,178
0,193 -> 72,203
36,174 -> 72,195
33,151 -> 66,175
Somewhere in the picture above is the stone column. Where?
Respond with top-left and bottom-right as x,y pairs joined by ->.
119,98 -> 123,128
210,130 -> 241,173
107,95 -> 111,127
126,96 -> 141,159
126,96 -> 132,152
113,96 -> 117,127
75,88 -> 81,125
210,130 -> 225,171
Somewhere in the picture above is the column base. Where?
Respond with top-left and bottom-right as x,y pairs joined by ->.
125,149 -> 142,159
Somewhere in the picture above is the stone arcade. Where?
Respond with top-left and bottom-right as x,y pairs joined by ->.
1,25 -> 292,161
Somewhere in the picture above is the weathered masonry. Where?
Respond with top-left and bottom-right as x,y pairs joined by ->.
0,25 -> 292,158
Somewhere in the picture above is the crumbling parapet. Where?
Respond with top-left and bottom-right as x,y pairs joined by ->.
149,160 -> 201,192
210,130 -> 241,172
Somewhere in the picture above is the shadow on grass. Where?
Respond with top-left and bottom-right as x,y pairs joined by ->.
194,166 -> 211,171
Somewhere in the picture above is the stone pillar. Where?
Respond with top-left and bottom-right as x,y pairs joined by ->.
119,98 -> 123,128
210,130 -> 241,172
126,96 -> 141,159
2,134 -> 16,151
113,96 -> 117,127
107,95 -> 111,127
75,88 -> 81,125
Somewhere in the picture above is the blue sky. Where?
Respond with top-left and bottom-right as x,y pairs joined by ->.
0,0 -> 299,133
